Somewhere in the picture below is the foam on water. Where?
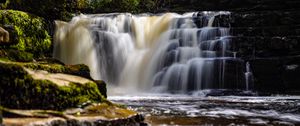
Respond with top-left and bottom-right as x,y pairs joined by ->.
109,95 -> 300,125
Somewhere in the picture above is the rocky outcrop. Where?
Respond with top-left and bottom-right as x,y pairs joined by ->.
1,104 -> 145,126
0,59 -> 107,110
0,27 -> 9,43
204,10 -> 300,94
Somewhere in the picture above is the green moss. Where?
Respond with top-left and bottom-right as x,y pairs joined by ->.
0,62 -> 106,110
23,63 -> 66,73
0,0 -> 9,9
0,10 -> 51,57
0,49 -> 33,62
23,62 -> 92,79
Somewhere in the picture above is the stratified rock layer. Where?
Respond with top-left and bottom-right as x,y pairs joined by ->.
0,59 -> 107,110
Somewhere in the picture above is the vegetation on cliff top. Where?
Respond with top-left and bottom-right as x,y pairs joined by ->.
1,0 -> 158,20
0,10 -> 51,57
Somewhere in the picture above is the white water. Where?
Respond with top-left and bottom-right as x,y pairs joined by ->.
109,95 -> 300,125
53,12 -> 248,94
245,62 -> 253,90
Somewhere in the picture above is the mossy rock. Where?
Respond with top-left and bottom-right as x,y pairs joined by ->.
23,60 -> 93,79
0,49 -> 33,62
0,62 -> 106,110
0,10 -> 51,57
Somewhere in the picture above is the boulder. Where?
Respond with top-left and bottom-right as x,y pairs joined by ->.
1,104 -> 145,126
0,49 -> 33,62
0,59 -> 107,110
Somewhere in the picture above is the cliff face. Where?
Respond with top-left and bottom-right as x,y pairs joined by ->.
157,0 -> 300,94
211,11 -> 300,94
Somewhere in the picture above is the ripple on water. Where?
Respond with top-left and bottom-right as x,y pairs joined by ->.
108,95 -> 300,125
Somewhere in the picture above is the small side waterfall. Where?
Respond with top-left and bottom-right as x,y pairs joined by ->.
54,12 -> 248,94
245,62 -> 253,90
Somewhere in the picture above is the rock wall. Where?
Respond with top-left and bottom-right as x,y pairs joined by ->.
211,11 -> 300,94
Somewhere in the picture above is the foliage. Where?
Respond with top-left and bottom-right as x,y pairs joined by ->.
6,0 -> 73,20
0,49 -> 33,62
0,10 -> 51,57
2,0 -> 170,17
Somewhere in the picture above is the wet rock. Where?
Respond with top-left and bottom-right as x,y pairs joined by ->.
226,36 -> 300,58
0,60 -> 107,110
0,49 -> 33,62
1,104 -> 145,126
212,11 -> 300,27
204,89 -> 257,96
250,56 -> 300,94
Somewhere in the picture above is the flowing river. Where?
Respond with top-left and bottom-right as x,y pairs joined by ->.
109,93 -> 300,125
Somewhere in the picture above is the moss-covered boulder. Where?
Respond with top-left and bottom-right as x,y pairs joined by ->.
0,10 -> 51,57
0,49 -> 33,62
0,61 -> 107,110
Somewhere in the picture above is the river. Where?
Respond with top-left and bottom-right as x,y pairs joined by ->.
109,93 -> 300,125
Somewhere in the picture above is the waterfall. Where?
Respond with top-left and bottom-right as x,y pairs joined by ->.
54,12 -> 247,94
245,62 -> 253,90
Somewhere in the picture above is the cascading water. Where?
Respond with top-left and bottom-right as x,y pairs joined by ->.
245,62 -> 253,90
54,12 -> 247,94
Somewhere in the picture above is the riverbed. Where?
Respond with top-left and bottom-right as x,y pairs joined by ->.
109,93 -> 300,125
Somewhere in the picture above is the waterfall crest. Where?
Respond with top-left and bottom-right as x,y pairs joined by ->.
54,12 -> 247,94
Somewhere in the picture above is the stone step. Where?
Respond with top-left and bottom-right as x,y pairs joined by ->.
210,11 -> 300,27
229,36 -> 300,58
230,25 -> 300,37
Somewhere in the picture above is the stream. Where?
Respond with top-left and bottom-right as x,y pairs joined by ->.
109,93 -> 300,125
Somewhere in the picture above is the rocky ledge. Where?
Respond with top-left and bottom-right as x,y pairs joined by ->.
0,58 -> 145,125
1,104 -> 145,126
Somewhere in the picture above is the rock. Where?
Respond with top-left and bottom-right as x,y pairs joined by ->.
1,104 -> 145,126
0,49 -> 33,62
250,56 -> 300,94
202,9 -> 300,94
0,60 -> 107,110
0,27 -> 9,43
